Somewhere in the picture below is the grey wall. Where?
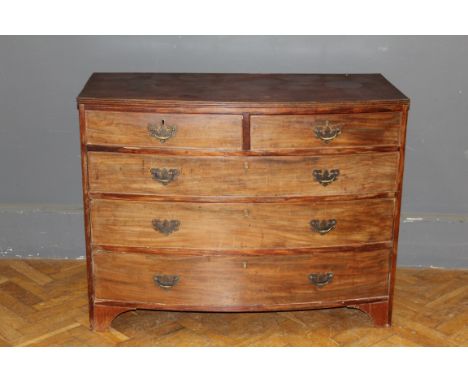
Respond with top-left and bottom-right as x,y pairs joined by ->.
0,36 -> 467,267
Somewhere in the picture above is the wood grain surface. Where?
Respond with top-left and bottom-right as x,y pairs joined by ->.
87,152 -> 399,197
93,249 -> 390,308
77,73 -> 409,107
77,72 -> 410,332
251,112 -> 401,149
85,110 -> 242,149
90,199 -> 395,249
388,104 -> 410,324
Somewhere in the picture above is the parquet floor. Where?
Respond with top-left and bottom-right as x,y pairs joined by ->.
0,259 -> 466,346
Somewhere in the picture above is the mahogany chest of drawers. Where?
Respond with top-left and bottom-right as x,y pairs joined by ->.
77,73 -> 409,331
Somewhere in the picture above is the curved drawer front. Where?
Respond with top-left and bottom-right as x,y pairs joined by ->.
88,152 -> 399,196
251,112 -> 401,150
93,250 -> 390,308
85,110 -> 242,149
90,199 -> 394,249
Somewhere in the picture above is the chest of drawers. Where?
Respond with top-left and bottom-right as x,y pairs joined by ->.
77,73 -> 409,331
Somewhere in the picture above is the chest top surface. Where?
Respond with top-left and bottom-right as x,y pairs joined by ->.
77,73 -> 409,107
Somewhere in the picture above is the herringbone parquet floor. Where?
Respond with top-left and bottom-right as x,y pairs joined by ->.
0,259 -> 466,346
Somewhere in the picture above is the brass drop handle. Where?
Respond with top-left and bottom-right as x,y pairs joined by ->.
150,168 -> 179,185
310,219 -> 337,235
314,121 -> 341,143
154,275 -> 179,289
152,219 -> 180,235
147,119 -> 177,143
313,169 -> 340,186
308,272 -> 334,287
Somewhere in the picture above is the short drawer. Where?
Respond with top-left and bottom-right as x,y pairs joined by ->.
88,152 -> 399,197
251,112 -> 401,150
85,110 -> 242,149
90,199 -> 394,249
93,250 -> 390,308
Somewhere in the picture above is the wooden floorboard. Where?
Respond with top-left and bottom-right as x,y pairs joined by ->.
0,259 -> 466,346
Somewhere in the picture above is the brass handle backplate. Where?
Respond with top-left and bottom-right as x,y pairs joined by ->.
310,219 -> 337,235
147,119 -> 177,143
314,121 -> 341,143
313,169 -> 340,186
154,274 -> 179,289
150,168 -> 179,185
152,219 -> 180,235
308,272 -> 334,288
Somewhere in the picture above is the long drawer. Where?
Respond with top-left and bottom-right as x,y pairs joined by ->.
85,110 -> 243,149
90,199 -> 394,249
93,250 -> 390,308
88,152 -> 399,197
251,112 -> 401,150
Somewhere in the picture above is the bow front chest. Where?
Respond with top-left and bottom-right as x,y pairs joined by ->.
77,73 -> 409,331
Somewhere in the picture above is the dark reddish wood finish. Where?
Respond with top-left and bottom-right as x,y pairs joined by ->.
82,102 -> 406,115
251,112 -> 401,150
87,152 -> 399,197
86,144 -> 399,156
87,192 -> 397,204
92,304 -> 135,331
95,297 -> 387,314
92,295 -> 391,331
349,300 -> 391,327
92,241 -> 393,257
93,250 -> 390,307
85,110 -> 242,150
242,112 -> 251,150
387,105 -> 410,324
78,73 -> 409,107
89,199 -> 395,249
77,73 -> 409,332
78,104 -> 95,327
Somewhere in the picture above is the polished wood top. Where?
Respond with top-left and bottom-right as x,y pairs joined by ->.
77,73 -> 409,107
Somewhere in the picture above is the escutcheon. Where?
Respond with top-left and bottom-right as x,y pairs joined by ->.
153,274 -> 180,289
308,272 -> 334,287
310,219 -> 337,235
152,219 -> 180,235
314,121 -> 341,143
312,169 -> 340,186
147,119 -> 177,143
150,168 -> 179,185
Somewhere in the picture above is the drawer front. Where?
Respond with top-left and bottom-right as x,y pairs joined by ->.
90,199 -> 394,249
85,111 -> 242,149
251,112 -> 401,150
88,152 -> 399,196
93,250 -> 390,307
